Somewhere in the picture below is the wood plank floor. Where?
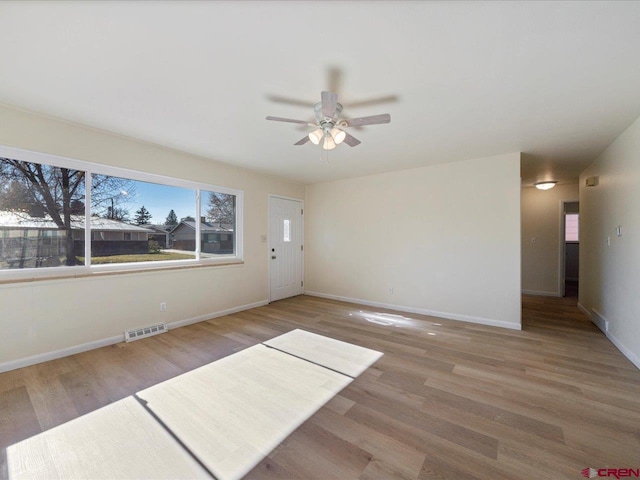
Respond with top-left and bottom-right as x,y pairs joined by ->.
1,294 -> 639,479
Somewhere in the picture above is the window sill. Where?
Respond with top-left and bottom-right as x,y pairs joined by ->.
0,259 -> 244,285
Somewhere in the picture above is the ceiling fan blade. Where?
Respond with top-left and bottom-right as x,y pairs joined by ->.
343,132 -> 361,147
327,67 -> 341,95
266,116 -> 314,125
343,113 -> 391,127
347,95 -> 399,108
266,95 -> 315,108
294,136 -> 310,145
321,91 -> 338,118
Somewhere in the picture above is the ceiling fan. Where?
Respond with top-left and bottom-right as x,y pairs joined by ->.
266,91 -> 391,150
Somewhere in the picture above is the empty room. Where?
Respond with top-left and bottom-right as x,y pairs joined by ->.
1,1 -> 639,479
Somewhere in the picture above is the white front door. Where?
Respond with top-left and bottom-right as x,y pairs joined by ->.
269,196 -> 304,302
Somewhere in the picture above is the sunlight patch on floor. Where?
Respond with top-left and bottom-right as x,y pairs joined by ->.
7,330 -> 383,480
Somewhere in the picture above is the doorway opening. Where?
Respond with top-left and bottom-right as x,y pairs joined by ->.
560,201 -> 579,298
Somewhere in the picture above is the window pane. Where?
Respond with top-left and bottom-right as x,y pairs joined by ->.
90,174 -> 196,264
0,157 -> 85,269
200,190 -> 235,256
283,219 -> 291,242
565,214 -> 579,242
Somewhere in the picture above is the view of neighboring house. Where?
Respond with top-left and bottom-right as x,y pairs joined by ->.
0,211 -> 154,268
171,217 -> 234,254
145,224 -> 173,249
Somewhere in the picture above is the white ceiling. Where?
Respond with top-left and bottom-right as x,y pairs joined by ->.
1,1 -> 640,185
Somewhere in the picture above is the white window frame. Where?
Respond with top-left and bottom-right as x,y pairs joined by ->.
0,145 -> 244,281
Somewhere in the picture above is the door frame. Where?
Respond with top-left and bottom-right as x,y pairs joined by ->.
558,201 -> 567,297
558,200 -> 579,297
268,194 -> 305,302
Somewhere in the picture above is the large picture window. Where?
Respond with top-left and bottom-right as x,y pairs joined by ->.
0,148 -> 242,274
200,190 -> 236,257
90,174 -> 197,264
0,157 -> 85,268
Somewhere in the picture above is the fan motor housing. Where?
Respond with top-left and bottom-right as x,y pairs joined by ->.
314,102 -> 343,125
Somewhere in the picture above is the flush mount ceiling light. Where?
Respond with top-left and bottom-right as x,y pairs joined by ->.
266,91 -> 391,151
534,181 -> 557,190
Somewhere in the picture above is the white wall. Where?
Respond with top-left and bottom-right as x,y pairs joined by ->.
521,184 -> 579,296
0,104 -> 304,371
579,114 -> 640,369
305,152 -> 522,330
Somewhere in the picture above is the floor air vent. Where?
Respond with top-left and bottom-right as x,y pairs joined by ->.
125,323 -> 167,342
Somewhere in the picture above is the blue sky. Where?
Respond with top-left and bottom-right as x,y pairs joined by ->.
90,176 -> 223,225
121,181 -> 196,224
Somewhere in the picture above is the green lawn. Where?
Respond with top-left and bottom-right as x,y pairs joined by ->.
83,252 -> 195,264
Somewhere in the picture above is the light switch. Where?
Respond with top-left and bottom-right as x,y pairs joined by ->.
607,236 -> 611,246
616,226 -> 622,237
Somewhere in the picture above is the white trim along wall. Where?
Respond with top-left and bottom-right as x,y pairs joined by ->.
1,103 -> 530,370
0,103 -> 304,371
305,152 -> 522,330
579,113 -> 640,371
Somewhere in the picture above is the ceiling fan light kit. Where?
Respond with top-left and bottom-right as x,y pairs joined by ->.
266,91 -> 391,152
308,128 -> 324,145
323,135 -> 337,150
330,127 -> 346,144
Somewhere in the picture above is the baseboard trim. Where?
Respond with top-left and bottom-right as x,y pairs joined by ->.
582,307 -> 640,371
577,302 -> 591,319
167,300 -> 269,330
606,330 -> 640,371
0,299 -> 269,374
305,291 -> 521,331
590,308 -> 608,334
0,335 -> 124,374
522,290 -> 561,297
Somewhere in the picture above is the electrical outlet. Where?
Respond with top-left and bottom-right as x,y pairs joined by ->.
160,302 -> 167,312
